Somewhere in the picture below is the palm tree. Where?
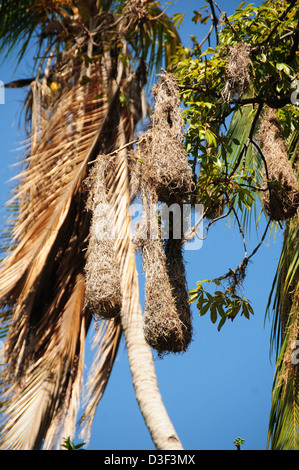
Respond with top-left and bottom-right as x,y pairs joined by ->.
0,0 -> 184,450
266,127 -> 299,450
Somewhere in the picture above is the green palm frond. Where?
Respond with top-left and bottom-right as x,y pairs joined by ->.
266,119 -> 299,449
217,102 -> 264,233
268,310 -> 299,450
0,0 -> 77,64
0,0 -> 39,60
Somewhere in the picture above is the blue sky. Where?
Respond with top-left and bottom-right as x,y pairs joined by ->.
0,0 -> 284,451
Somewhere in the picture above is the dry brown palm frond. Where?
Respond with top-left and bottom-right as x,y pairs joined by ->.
0,37 -> 138,448
79,317 -> 122,442
257,107 -> 299,221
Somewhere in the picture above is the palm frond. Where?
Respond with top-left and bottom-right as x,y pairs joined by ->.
266,120 -> 299,449
219,103 -> 260,231
80,318 -> 122,442
267,307 -> 299,450
0,0 -> 40,60
0,0 -> 183,450
0,37 -> 137,448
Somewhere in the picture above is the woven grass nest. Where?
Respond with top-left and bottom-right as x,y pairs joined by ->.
84,157 -> 122,319
227,42 -> 252,97
130,73 -> 194,354
257,108 -> 299,221
138,195 -> 193,356
132,73 -> 194,205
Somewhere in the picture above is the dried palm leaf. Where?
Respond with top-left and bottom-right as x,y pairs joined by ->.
0,0 -> 184,451
0,42 -> 136,449
79,318 -> 122,442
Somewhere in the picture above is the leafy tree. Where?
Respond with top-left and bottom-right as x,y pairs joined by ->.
0,0 -> 184,450
171,0 -> 299,450
0,0 -> 298,452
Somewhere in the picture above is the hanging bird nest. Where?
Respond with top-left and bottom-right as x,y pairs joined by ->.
120,0 -> 151,33
257,107 -> 299,221
141,194 -> 192,355
84,156 -> 122,319
227,42 -> 251,97
133,73 -> 194,205
164,237 -> 193,347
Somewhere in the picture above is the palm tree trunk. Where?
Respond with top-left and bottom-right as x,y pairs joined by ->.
121,294 -> 184,450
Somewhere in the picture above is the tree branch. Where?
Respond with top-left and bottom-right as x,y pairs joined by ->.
207,0 -> 220,46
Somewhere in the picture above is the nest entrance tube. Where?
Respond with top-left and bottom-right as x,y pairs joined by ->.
84,157 -> 122,319
257,107 -> 299,221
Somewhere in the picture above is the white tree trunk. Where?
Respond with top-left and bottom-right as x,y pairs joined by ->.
120,269 -> 184,450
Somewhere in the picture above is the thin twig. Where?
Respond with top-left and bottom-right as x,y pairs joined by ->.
207,0 -> 220,46
183,207 -> 232,244
87,138 -> 140,165
209,0 -> 244,43
212,218 -> 271,286
258,0 -> 297,46
232,206 -> 247,258
198,20 -> 214,49
247,220 -> 270,262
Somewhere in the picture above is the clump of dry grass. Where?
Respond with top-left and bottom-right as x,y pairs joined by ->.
121,0 -> 150,33
140,195 -> 192,355
84,157 -> 122,319
133,73 -> 194,205
257,108 -> 299,221
227,42 -> 251,97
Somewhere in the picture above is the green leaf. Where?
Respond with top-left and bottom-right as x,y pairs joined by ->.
217,317 -> 227,331
216,302 -> 226,318
196,292 -> 204,310
210,303 -> 218,324
276,63 -> 292,76
199,301 -> 210,316
242,302 -> 250,319
172,13 -> 185,29
189,292 -> 199,303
